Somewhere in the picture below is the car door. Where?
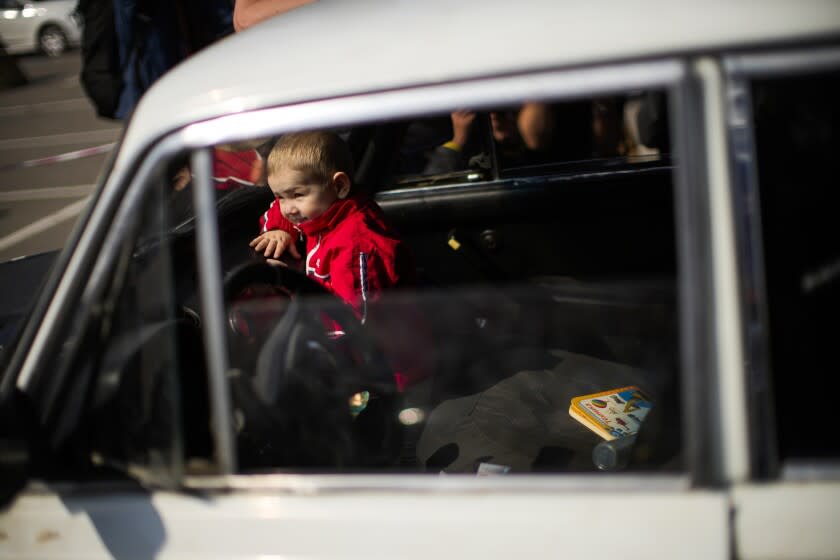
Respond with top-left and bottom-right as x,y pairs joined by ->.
724,46 -> 840,560
0,59 -> 733,558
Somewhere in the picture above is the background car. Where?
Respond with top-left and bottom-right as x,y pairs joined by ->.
0,1 -> 839,558
0,0 -> 81,57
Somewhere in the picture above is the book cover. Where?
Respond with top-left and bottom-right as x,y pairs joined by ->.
568,386 -> 652,440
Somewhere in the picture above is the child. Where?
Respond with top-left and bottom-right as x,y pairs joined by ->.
249,131 -> 415,323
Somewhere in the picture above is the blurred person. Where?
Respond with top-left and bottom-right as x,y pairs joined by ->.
422,109 -> 477,175
490,102 -> 556,167
514,101 -> 555,151
233,0 -> 316,32
171,140 -> 271,193
423,102 -> 555,174
623,96 -> 661,159
591,97 -> 625,157
213,139 -> 275,190
591,96 -> 666,159
168,139 -> 271,228
634,91 -> 670,154
77,0 -> 234,120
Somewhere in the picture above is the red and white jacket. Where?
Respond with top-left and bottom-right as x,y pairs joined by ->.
259,194 -> 415,322
259,194 -> 432,390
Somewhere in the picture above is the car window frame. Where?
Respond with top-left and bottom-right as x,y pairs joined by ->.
9,55 -> 730,491
6,134 -> 186,453
723,45 -> 840,482
182,57 -> 716,489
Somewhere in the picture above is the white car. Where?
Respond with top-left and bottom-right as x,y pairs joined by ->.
1,0 -> 839,558
0,0 -> 80,56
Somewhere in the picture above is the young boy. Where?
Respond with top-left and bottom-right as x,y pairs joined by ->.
249,130 -> 415,323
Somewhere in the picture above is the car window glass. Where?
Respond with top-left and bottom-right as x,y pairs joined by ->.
750,69 -> 840,462
218,89 -> 682,475
388,114 -> 493,188
82,176 -> 207,484
495,95 -> 668,175
383,91 -> 669,189
26,93 -> 681,480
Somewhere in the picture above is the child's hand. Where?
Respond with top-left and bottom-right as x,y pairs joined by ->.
249,230 -> 301,260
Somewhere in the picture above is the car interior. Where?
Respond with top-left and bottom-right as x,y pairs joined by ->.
64,91 -> 684,481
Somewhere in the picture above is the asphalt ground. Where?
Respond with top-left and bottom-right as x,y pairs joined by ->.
0,51 -> 122,262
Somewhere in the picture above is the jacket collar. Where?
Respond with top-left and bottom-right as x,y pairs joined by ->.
298,194 -> 365,237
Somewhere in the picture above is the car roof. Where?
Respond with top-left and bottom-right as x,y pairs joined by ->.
117,0 -> 840,172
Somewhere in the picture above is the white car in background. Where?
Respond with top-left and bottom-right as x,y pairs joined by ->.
0,0 -> 839,558
0,0 -> 80,56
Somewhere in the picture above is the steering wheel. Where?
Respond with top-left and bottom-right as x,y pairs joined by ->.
223,259 -> 392,390
223,259 -> 327,301
222,260 -> 401,469
222,259 -> 326,353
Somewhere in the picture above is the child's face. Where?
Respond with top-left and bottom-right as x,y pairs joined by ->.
268,166 -> 349,225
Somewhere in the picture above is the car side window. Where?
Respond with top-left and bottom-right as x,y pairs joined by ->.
750,69 -> 840,462
222,89 -> 682,475
385,92 -> 669,189
387,113 -> 494,188
494,95 -> 668,175
81,176 -> 210,484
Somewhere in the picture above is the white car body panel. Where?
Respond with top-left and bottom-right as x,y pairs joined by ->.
732,483 -> 840,559
1,1 -> 839,559
1,480 -> 728,559
117,0 -> 840,175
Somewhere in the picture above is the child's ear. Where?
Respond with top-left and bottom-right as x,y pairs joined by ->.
333,172 -> 351,199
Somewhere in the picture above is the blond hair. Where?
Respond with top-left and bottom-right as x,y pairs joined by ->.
266,131 -> 354,184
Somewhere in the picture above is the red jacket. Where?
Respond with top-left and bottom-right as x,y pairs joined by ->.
259,194 -> 415,321
214,148 -> 263,190
259,195 -> 431,390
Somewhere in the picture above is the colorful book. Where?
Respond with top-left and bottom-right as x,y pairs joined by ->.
569,386 -> 652,440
